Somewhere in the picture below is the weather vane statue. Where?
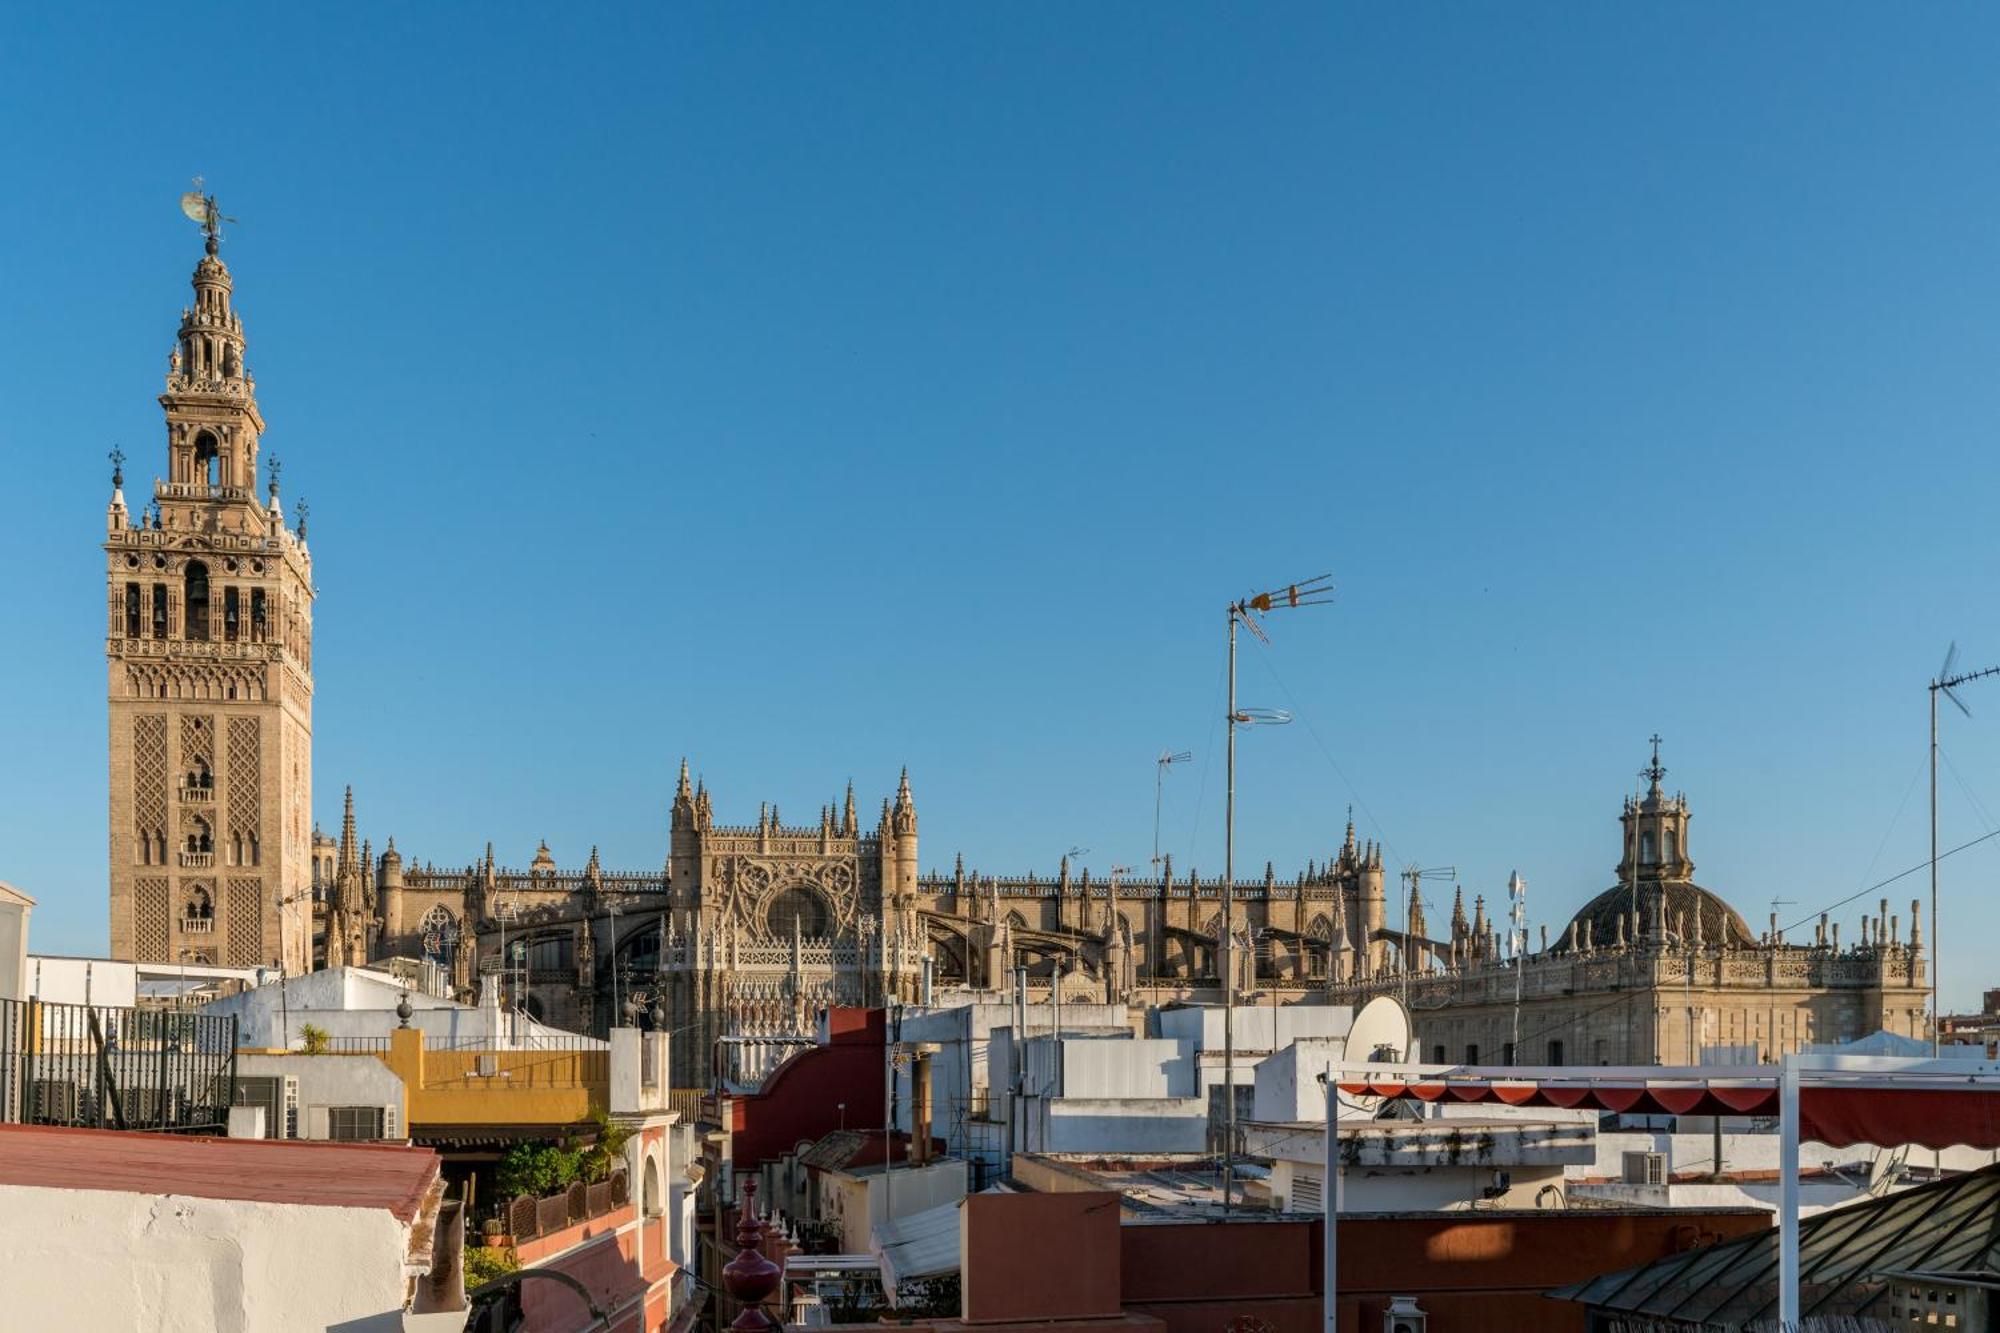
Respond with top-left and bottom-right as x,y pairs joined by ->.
178,176 -> 235,254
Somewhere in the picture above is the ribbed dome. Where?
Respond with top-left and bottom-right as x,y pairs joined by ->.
1564,880 -> 1755,950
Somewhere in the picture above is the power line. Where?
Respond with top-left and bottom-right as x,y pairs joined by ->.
1781,826 -> 2000,937
1243,630 -> 1404,870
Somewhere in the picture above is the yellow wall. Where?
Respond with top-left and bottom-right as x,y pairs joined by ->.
378,1029 -> 607,1127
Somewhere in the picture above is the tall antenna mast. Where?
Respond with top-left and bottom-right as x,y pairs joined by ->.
1508,872 -> 1527,1065
1153,749 -> 1192,873
1930,643 -> 2000,1054
1220,572 -> 1331,1214
1398,865 -> 1455,1017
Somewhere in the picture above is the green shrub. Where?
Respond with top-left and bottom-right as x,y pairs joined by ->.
497,1142 -> 583,1199
463,1245 -> 519,1291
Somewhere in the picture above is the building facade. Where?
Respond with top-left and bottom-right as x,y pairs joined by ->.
1336,750 -> 1930,1065
106,220 -> 314,974
316,745 -> 1928,1085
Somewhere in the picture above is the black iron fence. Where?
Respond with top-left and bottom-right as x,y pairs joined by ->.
0,997 -> 237,1133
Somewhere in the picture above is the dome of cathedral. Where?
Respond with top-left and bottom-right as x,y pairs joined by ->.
1563,880 -> 1755,951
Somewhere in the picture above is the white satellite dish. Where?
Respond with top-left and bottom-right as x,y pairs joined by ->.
1345,994 -> 1413,1066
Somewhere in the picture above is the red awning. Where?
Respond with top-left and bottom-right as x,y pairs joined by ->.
1338,1075 -> 2000,1150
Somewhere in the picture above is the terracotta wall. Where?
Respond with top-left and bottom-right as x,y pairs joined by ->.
727,1010 -> 888,1168
956,1191 -> 1767,1333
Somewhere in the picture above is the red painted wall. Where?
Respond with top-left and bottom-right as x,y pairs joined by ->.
727,1009 -> 889,1169
962,1192 -> 1123,1323
956,1197 -> 1767,1333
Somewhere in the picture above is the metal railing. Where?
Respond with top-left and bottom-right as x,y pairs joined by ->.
0,998 -> 236,1133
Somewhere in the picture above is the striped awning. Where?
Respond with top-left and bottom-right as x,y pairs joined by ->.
1337,1060 -> 2000,1150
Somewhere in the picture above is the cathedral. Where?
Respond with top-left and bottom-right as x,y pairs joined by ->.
106,215 -> 1929,1088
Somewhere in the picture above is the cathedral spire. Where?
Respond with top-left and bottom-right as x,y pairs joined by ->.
338,786 -> 357,872
676,756 -> 692,802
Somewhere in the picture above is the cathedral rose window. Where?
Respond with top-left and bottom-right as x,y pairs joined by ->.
765,887 -> 829,940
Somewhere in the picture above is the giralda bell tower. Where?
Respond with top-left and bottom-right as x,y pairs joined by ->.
105,193 -> 314,974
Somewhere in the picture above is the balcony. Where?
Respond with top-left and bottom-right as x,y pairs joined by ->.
178,787 -> 214,805
180,852 -> 214,869
181,917 -> 214,934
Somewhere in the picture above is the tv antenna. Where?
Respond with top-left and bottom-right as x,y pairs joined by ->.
1221,571 -> 1332,1215
178,176 -> 236,251
1153,749 -> 1192,872
1929,642 -> 2000,1053
1397,865 -> 1455,1012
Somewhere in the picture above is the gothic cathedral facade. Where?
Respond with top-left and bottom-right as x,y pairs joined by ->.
105,228 -> 315,974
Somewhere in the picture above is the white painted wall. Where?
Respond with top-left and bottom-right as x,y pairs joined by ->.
1270,1156 -> 1568,1212
823,1158 -> 968,1253
0,1182 -> 418,1332
20,954 -> 138,1011
1156,1003 -> 1355,1053
0,884 -> 35,1003
1027,1097 -> 1209,1153
201,967 -> 595,1049
235,1052 -> 409,1140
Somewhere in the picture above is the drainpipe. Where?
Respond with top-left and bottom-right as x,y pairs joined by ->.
912,1050 -> 933,1166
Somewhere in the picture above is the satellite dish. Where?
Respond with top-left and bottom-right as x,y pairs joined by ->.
180,191 -> 210,225
1345,994 -> 1413,1066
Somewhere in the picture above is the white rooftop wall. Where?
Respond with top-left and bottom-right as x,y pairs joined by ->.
1155,1003 -> 1355,1053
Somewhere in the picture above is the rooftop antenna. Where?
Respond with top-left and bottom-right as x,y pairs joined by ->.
1221,572 -> 1332,1215
1930,642 -> 2000,1053
178,177 -> 236,252
1397,865 -> 1456,1014
1508,872 -> 1527,1065
1153,749 -> 1192,872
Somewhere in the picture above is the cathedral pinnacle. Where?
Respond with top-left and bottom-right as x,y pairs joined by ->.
676,757 -> 692,802
338,786 -> 357,871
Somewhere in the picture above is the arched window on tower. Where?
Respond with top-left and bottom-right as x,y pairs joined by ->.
152,584 -> 168,639
250,589 -> 268,642
194,433 -> 221,489
223,587 -> 240,642
185,561 -> 211,641
1640,831 -> 1657,865
1666,831 -> 1679,863
125,584 -> 142,638
183,886 -> 212,925
186,815 -> 212,856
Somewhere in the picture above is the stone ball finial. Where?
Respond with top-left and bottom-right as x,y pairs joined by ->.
396,990 -> 413,1028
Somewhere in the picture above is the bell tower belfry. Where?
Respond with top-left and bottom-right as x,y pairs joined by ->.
106,193 -> 315,974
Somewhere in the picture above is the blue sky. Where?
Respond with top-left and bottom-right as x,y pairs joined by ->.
3,5 -> 1999,1008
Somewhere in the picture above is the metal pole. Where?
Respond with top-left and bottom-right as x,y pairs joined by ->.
1931,685 -> 1940,1057
1223,608 -> 1238,1214
1154,763 -> 1166,873
1778,1056 -> 1801,1328
1323,1067 -> 1338,1333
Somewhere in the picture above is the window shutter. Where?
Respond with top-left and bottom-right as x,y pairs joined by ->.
382,1102 -> 399,1141
283,1077 -> 299,1139
307,1105 -> 330,1140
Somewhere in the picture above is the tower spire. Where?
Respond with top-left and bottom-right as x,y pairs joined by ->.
338,786 -> 357,872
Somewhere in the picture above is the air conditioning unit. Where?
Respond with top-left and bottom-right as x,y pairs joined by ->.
1623,1150 -> 1667,1186
1383,1295 -> 1426,1332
